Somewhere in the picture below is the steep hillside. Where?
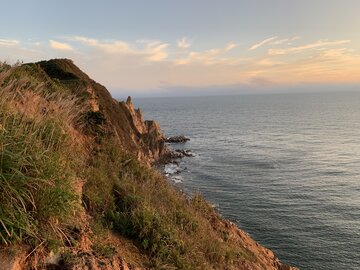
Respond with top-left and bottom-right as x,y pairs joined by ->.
0,59 -> 298,270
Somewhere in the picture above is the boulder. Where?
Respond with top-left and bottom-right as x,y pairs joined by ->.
175,149 -> 195,157
165,136 -> 190,143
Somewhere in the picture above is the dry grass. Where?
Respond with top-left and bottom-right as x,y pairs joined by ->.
0,63 -> 84,247
82,138 -> 251,269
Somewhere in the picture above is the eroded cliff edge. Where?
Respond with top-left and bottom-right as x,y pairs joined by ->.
0,59 -> 298,270
35,59 -> 168,165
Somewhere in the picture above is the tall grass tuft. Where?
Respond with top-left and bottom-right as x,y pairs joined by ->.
0,64 -> 80,246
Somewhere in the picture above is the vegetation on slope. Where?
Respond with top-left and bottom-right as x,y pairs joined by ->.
82,137 -> 247,269
0,63 -> 82,248
0,60 -> 293,270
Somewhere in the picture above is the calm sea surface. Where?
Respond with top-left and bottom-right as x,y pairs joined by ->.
135,92 -> 360,270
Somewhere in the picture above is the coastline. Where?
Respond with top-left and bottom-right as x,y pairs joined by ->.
162,138 -> 299,270
0,59 -> 299,270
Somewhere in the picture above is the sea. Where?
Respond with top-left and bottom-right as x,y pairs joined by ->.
134,92 -> 360,270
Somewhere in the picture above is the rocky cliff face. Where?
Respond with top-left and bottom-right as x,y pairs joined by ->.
122,96 -> 167,162
35,59 -> 168,164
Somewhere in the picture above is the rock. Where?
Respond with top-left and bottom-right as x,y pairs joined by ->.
175,149 -> 195,157
170,150 -> 184,159
160,148 -> 195,165
144,120 -> 167,160
122,96 -> 168,163
125,96 -> 147,135
165,135 -> 190,143
164,163 -> 183,175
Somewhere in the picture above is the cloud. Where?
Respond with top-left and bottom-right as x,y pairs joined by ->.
70,36 -> 130,53
249,36 -> 301,50
271,38 -> 289,45
177,37 -> 191,49
174,50 -> 224,65
271,36 -> 300,45
268,39 -> 350,55
247,45 -> 360,86
0,39 -> 20,47
71,36 -> 98,46
0,41 -> 46,63
145,42 -> 169,61
70,36 -> 168,61
250,36 -> 278,50
49,40 -> 73,51
98,41 -> 131,54
255,58 -> 284,67
225,42 -> 238,52
174,42 -> 239,65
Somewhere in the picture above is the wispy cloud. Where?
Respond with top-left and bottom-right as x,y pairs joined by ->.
247,45 -> 360,86
49,40 -> 73,51
255,58 -> 284,67
0,40 -> 46,63
175,42 -> 239,65
0,39 -> 20,47
225,42 -> 238,52
271,36 -> 300,45
71,36 -> 130,53
268,40 -> 351,55
250,36 -> 278,50
177,37 -> 191,49
70,36 -> 168,62
145,42 -> 169,61
71,36 -> 98,46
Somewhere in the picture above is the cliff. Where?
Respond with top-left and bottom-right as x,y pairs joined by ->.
33,59 -> 168,164
0,59 -> 298,270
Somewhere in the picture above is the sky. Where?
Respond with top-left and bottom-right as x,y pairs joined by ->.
1,0 -> 360,97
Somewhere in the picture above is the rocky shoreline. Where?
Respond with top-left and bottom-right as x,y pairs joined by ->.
160,135 -> 299,270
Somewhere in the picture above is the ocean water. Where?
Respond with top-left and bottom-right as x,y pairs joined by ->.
134,92 -> 360,270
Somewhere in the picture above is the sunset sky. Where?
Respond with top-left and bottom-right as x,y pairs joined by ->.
1,0 -> 360,97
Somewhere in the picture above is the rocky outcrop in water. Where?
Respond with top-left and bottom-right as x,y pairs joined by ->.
122,96 -> 168,163
165,135 -> 190,143
174,149 -> 195,157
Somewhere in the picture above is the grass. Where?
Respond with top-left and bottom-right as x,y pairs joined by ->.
0,113 -> 74,245
91,243 -> 116,259
0,63 -> 80,246
81,136 -> 245,269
